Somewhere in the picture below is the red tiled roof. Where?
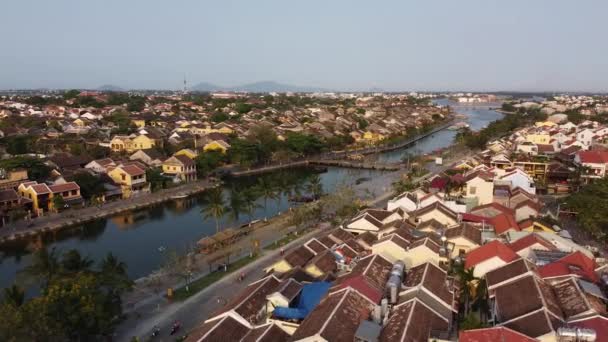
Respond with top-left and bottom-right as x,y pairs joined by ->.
429,177 -> 448,190
471,202 -> 515,217
490,213 -> 520,235
538,251 -> 598,283
508,234 -> 556,253
331,275 -> 383,304
461,213 -> 490,224
459,326 -> 538,342
120,164 -> 145,176
577,150 -> 608,164
48,182 -> 80,193
465,240 -> 519,270
31,183 -> 51,194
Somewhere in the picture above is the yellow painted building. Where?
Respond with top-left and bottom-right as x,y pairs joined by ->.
520,220 -> 556,234
108,165 -> 149,198
174,148 -> 198,159
534,121 -> 557,128
110,134 -> 162,153
363,131 -> 385,142
203,140 -> 231,153
162,155 -> 197,182
131,118 -> 146,128
191,126 -> 234,135
525,133 -> 551,145
18,181 -> 82,215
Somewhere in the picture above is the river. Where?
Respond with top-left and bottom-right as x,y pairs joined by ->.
0,99 -> 503,291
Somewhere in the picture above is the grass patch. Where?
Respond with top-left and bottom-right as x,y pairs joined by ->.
172,254 -> 259,301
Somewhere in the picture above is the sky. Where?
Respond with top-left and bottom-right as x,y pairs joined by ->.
1,0 -> 607,92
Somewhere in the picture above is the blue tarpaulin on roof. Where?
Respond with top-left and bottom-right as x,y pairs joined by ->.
272,281 -> 331,320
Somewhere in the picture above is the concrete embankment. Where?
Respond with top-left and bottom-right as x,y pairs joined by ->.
0,181 -> 215,243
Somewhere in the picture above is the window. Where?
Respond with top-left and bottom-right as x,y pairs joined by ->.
121,174 -> 126,181
469,186 -> 477,195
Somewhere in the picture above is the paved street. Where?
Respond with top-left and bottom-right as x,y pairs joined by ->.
115,148 -> 475,341
114,227 -> 328,341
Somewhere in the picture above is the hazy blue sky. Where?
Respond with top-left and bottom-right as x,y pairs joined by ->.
1,0 -> 607,91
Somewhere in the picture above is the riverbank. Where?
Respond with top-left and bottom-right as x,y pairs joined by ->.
115,142 -> 475,340
0,179 -> 217,243
229,119 -> 453,177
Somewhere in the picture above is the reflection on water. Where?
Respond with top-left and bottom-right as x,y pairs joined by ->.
0,99 -> 503,291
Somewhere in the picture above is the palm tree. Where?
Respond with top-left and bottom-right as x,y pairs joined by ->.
226,187 -> 247,223
60,249 -> 94,273
2,285 -> 24,307
100,253 -> 132,291
472,277 -> 489,322
306,174 -> 323,199
256,177 -> 279,211
242,188 -> 262,221
457,266 -> 478,316
19,247 -> 60,289
201,187 -> 225,233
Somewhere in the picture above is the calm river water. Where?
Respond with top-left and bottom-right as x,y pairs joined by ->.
0,99 -> 503,291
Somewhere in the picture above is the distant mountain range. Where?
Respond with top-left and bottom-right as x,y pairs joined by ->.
190,80 -> 330,93
97,84 -> 124,91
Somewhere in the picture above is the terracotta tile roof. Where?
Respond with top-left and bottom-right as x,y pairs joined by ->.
173,154 -> 195,166
307,250 -> 337,275
514,199 -> 541,212
48,182 -> 80,193
494,275 -> 563,324
551,278 -> 591,319
409,236 -> 441,254
185,315 -> 250,342
445,223 -> 482,245
332,254 -> 393,303
328,228 -> 355,244
502,308 -> 558,339
30,183 -> 52,194
284,245 -> 315,269
461,212 -> 491,224
218,275 -> 281,323
413,201 -> 458,221
486,258 -> 538,290
276,278 -> 303,302
356,231 -> 376,247
508,234 -> 556,253
241,323 -> 289,342
577,150 -> 608,164
538,251 -> 599,283
120,164 -> 145,176
465,240 -> 519,270
380,298 -> 449,342
402,262 -> 455,310
291,287 -> 373,341
304,238 -> 328,255
459,326 -> 538,342
471,202 -> 515,218
0,189 -> 19,202
490,213 -> 520,235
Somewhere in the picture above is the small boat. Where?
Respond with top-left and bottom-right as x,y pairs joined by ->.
289,195 -> 315,203
355,177 -> 371,185
171,193 -> 189,200
158,246 -> 166,252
